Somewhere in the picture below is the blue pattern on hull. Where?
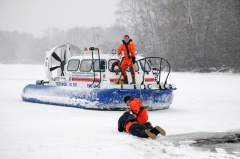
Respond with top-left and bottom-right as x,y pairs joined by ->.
22,84 -> 175,110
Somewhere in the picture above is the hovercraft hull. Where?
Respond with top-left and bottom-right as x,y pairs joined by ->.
21,84 -> 175,110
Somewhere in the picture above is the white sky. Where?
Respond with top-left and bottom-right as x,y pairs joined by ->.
0,0 -> 119,37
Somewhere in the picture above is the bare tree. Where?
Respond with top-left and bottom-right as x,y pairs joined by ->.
116,0 -> 240,72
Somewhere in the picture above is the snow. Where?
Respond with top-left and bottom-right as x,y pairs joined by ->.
0,64 -> 240,159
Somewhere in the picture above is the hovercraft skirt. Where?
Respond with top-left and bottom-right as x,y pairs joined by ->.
21,84 -> 175,110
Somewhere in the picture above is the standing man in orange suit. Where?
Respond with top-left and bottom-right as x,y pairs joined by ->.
117,35 -> 136,84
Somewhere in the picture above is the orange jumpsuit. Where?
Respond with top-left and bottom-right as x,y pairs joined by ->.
117,40 -> 136,77
129,98 -> 148,124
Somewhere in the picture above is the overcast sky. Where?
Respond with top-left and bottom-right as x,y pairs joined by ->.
0,0 -> 119,37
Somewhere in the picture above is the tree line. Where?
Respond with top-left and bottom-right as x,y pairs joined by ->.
0,0 -> 239,72
0,26 -> 127,64
116,0 -> 240,72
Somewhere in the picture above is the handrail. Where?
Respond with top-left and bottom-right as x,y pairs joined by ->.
88,47 -> 102,88
117,57 -> 171,89
140,58 -> 147,85
95,48 -> 101,88
142,57 -> 171,88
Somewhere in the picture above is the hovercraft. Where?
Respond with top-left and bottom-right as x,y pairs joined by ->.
21,42 -> 176,110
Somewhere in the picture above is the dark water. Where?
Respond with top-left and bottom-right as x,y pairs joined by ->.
160,132 -> 240,157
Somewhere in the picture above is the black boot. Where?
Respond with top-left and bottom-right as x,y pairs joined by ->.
124,76 -> 128,84
130,76 -> 136,84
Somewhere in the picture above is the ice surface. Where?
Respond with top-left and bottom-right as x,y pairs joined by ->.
0,64 -> 240,159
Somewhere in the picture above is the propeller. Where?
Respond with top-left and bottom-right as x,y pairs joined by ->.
50,51 -> 66,76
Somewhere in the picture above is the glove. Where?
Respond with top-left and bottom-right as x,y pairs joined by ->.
132,56 -> 136,64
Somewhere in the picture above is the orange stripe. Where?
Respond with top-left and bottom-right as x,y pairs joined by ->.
145,78 -> 155,82
110,78 -> 124,82
125,121 -> 137,133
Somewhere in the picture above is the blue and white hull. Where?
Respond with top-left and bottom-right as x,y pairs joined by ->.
22,84 -> 175,110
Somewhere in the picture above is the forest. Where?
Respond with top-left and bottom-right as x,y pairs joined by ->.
0,0 -> 239,72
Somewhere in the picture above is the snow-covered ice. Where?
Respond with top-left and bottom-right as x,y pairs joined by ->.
0,64 -> 240,159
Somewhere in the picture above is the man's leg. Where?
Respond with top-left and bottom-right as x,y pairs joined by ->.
123,76 -> 128,84
121,60 -> 128,84
129,123 -> 156,139
150,126 -> 166,136
145,129 -> 156,139
144,122 -> 153,129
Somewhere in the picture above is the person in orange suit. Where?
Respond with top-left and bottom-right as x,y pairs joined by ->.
118,111 -> 166,139
124,95 -> 150,125
117,35 -> 136,84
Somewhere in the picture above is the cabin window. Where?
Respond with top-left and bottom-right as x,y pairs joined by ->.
139,59 -> 151,72
67,59 -> 80,71
93,60 -> 106,72
80,60 -> 92,72
109,59 -> 120,72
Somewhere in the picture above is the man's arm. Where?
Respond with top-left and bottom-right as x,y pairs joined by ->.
129,42 -> 136,57
130,102 -> 140,116
117,44 -> 123,54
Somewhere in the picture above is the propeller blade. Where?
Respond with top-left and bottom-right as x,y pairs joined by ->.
52,52 -> 61,62
50,66 -> 60,71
